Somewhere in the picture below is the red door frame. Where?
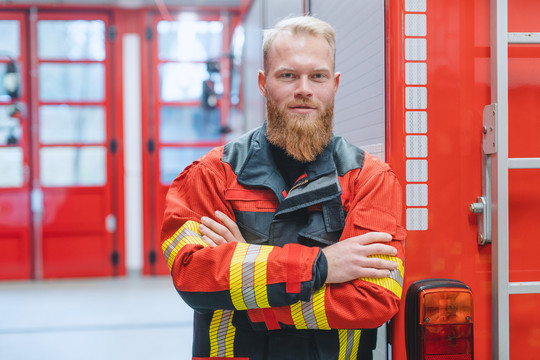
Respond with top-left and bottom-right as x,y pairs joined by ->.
0,11 -> 32,280
142,10 -> 241,275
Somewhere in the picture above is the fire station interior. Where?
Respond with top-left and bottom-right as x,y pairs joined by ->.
1,0 -> 391,359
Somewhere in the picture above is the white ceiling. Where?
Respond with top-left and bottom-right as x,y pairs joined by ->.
1,0 -> 245,9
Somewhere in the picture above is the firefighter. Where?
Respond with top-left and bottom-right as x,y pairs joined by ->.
161,15 -> 406,360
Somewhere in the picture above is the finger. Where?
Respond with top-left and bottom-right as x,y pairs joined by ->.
365,256 -> 398,270
201,216 -> 235,243
199,223 -> 228,245
215,211 -> 244,241
201,235 -> 218,247
363,243 -> 398,257
358,268 -> 393,279
355,232 -> 393,245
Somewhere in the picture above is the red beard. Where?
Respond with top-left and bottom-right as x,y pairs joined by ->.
265,94 -> 334,163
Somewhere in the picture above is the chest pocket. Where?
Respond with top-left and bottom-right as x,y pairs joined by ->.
297,196 -> 346,247
225,188 -> 278,244
297,208 -> 343,247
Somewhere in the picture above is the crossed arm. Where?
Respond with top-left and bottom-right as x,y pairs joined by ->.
199,210 -> 398,284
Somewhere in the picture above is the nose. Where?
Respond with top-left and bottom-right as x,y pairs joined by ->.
294,76 -> 313,98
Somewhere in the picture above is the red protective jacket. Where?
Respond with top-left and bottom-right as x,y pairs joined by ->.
161,126 -> 406,360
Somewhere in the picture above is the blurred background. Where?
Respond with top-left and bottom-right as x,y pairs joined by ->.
0,0 -> 386,358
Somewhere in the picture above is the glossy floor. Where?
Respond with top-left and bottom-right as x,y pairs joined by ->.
0,276 -> 193,360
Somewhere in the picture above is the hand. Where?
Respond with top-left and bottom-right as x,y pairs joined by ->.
322,232 -> 398,284
199,211 -> 246,247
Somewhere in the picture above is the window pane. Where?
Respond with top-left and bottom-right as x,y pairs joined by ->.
160,106 -> 220,143
158,20 -> 223,61
39,63 -> 104,102
0,106 -> 22,145
159,63 -> 222,102
0,147 -> 23,187
38,20 -> 105,61
160,147 -> 212,185
0,62 -> 23,102
40,105 -> 105,144
0,20 -> 20,59
40,146 -> 106,186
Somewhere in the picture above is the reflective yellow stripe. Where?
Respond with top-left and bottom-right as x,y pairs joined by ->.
350,329 -> 361,359
290,284 -> 329,330
209,310 -> 236,357
161,220 -> 207,270
338,329 -> 348,360
230,243 -> 273,310
338,329 -> 362,360
230,243 -> 250,310
291,300 -> 307,329
209,310 -> 223,357
253,245 -> 272,308
312,284 -> 330,329
361,255 -> 404,297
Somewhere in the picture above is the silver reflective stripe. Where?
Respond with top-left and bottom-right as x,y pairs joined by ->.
301,299 -> 318,329
390,267 -> 404,287
216,310 -> 233,357
241,245 -> 261,308
345,330 -> 355,359
163,227 -> 201,259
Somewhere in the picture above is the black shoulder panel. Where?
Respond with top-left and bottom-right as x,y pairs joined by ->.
222,127 -> 261,174
332,136 -> 365,176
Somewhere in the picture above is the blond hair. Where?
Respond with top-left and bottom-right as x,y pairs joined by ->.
262,16 -> 337,71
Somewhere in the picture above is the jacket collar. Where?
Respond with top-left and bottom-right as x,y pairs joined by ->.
237,123 -> 338,201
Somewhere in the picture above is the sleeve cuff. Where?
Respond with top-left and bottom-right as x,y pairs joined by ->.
312,249 -> 328,290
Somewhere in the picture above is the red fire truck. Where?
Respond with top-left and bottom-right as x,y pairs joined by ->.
387,0 -> 540,359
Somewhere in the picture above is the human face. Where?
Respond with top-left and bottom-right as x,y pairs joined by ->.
258,32 -> 340,162
258,31 -> 340,121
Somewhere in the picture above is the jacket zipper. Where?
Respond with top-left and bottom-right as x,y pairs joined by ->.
289,178 -> 308,193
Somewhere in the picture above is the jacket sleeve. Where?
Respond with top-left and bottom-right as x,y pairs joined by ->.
160,149 -> 327,313
262,156 -> 406,330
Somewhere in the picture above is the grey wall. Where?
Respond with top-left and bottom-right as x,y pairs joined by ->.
241,0 -> 266,133
263,0 -> 304,29
311,0 -> 386,160
241,0 -> 304,132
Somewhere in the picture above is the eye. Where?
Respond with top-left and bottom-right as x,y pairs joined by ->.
312,73 -> 328,81
280,72 -> 295,79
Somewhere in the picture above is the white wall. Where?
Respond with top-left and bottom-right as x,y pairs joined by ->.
122,34 -> 143,276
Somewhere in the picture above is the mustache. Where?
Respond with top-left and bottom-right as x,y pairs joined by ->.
286,99 -> 319,108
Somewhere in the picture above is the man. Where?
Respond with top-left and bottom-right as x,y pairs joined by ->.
161,15 -> 406,360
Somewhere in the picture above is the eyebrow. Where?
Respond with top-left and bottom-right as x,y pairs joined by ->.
313,67 -> 332,72
274,66 -> 295,73
274,66 -> 332,73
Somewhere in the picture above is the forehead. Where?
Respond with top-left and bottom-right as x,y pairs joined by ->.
266,31 -> 334,71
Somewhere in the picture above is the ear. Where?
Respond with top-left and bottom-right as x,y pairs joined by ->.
258,70 -> 267,97
333,72 -> 341,96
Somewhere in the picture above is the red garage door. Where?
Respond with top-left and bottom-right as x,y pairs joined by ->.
143,13 -> 236,274
0,10 -> 123,279
0,12 -> 32,280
